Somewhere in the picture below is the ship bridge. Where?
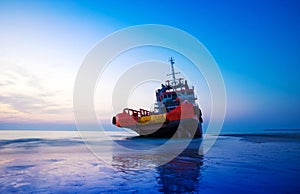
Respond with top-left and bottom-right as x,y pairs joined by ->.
154,57 -> 198,113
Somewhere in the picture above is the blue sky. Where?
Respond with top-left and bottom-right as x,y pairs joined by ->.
0,0 -> 299,131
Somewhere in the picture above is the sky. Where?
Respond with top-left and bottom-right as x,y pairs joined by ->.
0,0 -> 299,131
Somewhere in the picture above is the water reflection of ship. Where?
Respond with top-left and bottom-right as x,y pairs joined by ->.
111,139 -> 203,193
156,141 -> 203,193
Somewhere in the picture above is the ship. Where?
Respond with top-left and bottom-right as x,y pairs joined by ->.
112,57 -> 203,138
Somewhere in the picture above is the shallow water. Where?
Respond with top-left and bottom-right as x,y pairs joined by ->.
0,130 -> 299,193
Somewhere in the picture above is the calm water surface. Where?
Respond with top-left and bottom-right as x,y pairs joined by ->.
0,130 -> 299,193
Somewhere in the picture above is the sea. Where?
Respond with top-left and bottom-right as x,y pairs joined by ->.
0,129 -> 299,193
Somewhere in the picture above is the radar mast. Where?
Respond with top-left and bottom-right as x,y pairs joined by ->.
167,57 -> 180,85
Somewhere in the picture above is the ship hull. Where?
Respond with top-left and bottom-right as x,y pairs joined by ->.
125,118 -> 202,138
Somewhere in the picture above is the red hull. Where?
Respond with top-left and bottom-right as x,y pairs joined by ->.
112,103 -> 203,138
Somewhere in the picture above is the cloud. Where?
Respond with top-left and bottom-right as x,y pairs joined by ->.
0,64 -> 73,123
0,94 -> 72,114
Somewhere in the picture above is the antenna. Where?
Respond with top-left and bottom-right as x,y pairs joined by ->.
167,57 -> 180,85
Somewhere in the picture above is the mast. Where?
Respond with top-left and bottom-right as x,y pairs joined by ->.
167,57 -> 180,85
